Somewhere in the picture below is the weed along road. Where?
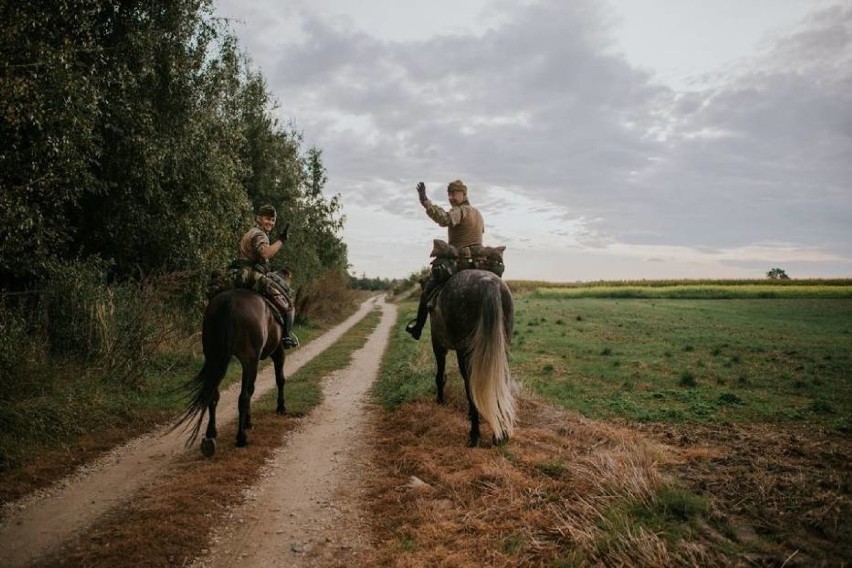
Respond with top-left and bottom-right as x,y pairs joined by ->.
0,296 -> 388,568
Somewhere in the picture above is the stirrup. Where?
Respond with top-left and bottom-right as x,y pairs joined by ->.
282,333 -> 299,349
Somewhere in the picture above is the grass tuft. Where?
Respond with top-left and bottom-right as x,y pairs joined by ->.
678,372 -> 697,388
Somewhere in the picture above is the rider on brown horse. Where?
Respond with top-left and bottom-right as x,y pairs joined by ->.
231,204 -> 298,348
405,179 -> 484,340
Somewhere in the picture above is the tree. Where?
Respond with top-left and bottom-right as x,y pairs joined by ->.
766,268 -> 790,280
0,0 -> 348,297
1,0 -> 104,284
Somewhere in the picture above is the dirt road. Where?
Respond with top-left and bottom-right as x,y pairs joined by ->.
192,297 -> 396,568
0,296 -> 391,568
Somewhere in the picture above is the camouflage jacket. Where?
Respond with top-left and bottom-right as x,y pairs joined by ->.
423,199 -> 484,249
237,225 -> 271,268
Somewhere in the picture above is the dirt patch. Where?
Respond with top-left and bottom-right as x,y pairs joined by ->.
0,415 -> 168,508
30,407 -> 314,567
633,421 -> 852,566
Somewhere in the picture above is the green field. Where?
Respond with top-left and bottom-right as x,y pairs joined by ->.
512,296 -> 852,429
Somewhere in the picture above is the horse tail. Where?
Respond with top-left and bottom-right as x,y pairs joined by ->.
172,297 -> 235,445
468,279 -> 516,443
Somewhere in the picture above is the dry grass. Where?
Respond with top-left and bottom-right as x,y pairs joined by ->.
359,371 -> 850,567
33,390 -> 848,567
359,386 -> 718,567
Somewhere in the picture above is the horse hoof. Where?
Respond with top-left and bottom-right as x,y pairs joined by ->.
236,437 -> 248,447
467,438 -> 480,448
492,432 -> 510,446
276,406 -> 286,415
201,438 -> 216,458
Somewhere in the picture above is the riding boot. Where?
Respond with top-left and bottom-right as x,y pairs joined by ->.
282,306 -> 298,348
405,279 -> 438,340
404,295 -> 428,340
270,294 -> 298,348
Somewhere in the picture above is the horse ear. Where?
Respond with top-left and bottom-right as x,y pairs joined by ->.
496,246 -> 506,253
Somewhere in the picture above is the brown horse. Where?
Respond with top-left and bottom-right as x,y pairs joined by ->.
429,269 -> 516,447
175,288 -> 286,456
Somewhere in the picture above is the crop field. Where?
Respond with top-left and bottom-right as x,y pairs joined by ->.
531,284 -> 852,299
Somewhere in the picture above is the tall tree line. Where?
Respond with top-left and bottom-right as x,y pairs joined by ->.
0,0 -> 346,291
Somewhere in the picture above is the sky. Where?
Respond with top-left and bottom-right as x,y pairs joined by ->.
214,0 -> 852,282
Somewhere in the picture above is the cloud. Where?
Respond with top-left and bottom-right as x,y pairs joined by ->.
217,0 -> 852,278
601,5 -> 852,256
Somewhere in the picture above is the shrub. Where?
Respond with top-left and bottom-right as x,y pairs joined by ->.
296,269 -> 358,324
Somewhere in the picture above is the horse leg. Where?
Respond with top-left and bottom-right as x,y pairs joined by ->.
273,347 -> 286,415
205,389 -> 220,439
432,337 -> 448,405
236,359 -> 258,447
456,350 -> 480,448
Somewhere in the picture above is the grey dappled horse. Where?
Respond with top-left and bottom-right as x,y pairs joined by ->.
429,269 -> 516,447
175,288 -> 286,456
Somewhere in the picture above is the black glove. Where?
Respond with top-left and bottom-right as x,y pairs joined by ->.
416,182 -> 428,205
277,222 -> 290,243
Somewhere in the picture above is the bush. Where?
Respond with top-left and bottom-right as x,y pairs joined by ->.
296,269 -> 358,324
42,257 -> 112,359
0,267 -> 200,472
0,298 -> 47,400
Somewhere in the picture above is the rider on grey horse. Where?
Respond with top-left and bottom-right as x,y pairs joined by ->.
405,179 -> 484,340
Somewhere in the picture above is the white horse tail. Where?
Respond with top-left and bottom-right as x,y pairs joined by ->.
468,279 -> 515,442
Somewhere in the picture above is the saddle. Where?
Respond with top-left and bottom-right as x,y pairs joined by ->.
429,239 -> 506,283
206,270 -> 288,325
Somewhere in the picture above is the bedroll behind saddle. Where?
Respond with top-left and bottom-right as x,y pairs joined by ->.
429,239 -> 506,283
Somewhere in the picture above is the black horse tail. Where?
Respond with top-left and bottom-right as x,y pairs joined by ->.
172,298 -> 235,446
469,279 -> 516,443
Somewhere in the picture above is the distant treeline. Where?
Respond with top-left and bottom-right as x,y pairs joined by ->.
349,270 -> 426,296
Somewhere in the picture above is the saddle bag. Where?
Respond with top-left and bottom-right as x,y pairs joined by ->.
428,239 -> 506,282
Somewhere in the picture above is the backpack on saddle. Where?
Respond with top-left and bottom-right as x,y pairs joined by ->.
429,239 -> 506,283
